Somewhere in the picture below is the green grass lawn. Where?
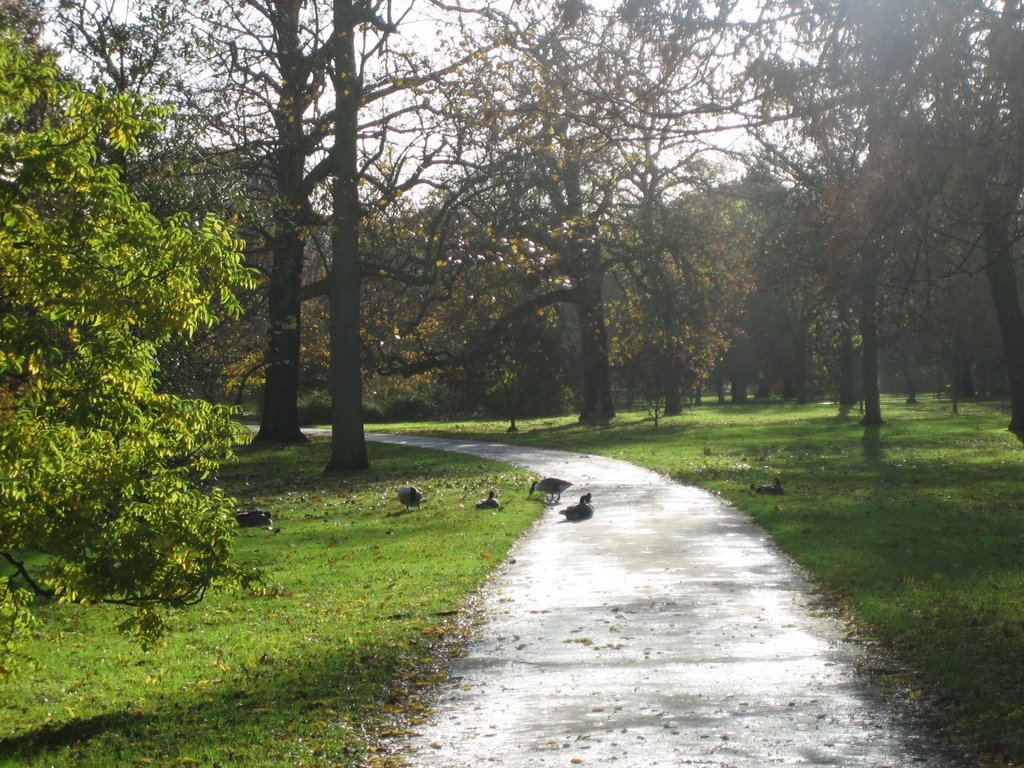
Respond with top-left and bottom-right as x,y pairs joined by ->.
4,398 -> 1024,766
0,441 -> 539,767
373,397 -> 1024,764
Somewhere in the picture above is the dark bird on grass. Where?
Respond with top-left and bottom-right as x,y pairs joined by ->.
559,493 -> 594,522
475,490 -> 501,510
236,509 -> 274,529
529,477 -> 573,504
752,478 -> 784,495
397,485 -> 424,510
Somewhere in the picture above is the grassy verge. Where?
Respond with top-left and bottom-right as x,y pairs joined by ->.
0,440 -> 539,767
371,398 -> 1024,765
5,400 -> 1022,766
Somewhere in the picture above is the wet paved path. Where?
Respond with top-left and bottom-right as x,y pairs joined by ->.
366,433 -> 957,767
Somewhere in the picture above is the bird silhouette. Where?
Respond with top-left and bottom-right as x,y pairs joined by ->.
752,478 -> 784,495
397,485 -> 425,510
559,493 -> 594,522
475,490 -> 501,510
529,477 -> 573,504
235,509 -> 273,529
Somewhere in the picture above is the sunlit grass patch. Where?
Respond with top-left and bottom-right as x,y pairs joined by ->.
0,439 -> 538,767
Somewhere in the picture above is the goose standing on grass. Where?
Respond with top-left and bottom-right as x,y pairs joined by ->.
559,493 -> 594,522
475,491 -> 501,510
397,485 -> 425,510
528,477 -> 573,504
752,478 -> 784,495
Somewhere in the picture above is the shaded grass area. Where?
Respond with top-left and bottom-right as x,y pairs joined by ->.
0,440 -> 539,767
373,399 -> 1024,764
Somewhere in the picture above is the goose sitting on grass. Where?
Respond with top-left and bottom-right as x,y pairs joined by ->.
559,493 -> 594,522
235,509 -> 274,529
752,478 -> 784,495
397,484 -> 425,510
475,490 -> 501,510
528,477 -> 573,504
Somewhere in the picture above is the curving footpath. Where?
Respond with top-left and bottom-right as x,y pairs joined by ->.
366,433 -> 960,767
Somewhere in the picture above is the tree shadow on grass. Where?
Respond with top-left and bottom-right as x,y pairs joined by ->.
0,642 -> 404,766
0,712 -> 142,755
861,424 -> 884,464
3,454 -> 504,765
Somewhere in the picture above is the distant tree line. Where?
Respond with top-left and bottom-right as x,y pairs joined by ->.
39,0 -> 1024,445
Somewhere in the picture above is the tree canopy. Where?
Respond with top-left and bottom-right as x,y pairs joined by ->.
0,30 -> 255,671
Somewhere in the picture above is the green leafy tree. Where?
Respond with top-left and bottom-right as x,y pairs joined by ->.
50,0 -> 265,407
0,32 -> 255,673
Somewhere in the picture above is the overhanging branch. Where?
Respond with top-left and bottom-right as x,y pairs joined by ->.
2,553 -> 55,598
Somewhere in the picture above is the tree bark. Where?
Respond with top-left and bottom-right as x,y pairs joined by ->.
665,380 -> 683,416
256,227 -> 307,443
858,251 -> 884,426
977,0 -> 1024,432
982,215 -> 1024,433
902,354 -> 918,405
858,304 -> 884,425
255,0 -> 312,444
325,0 -> 368,471
837,303 -> 859,407
730,374 -> 748,403
573,275 -> 614,425
954,349 -> 975,400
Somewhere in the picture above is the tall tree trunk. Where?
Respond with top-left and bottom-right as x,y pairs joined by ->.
574,275 -> 614,425
662,353 -> 683,415
858,254 -> 884,426
955,348 -> 975,399
256,229 -> 306,443
980,1 -> 1024,432
901,353 -> 918,405
325,0 -> 368,471
982,216 -> 1024,433
859,306 -> 883,425
665,378 -> 683,415
255,0 -> 309,444
837,302 -> 859,407
781,376 -> 796,401
730,374 -> 748,403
